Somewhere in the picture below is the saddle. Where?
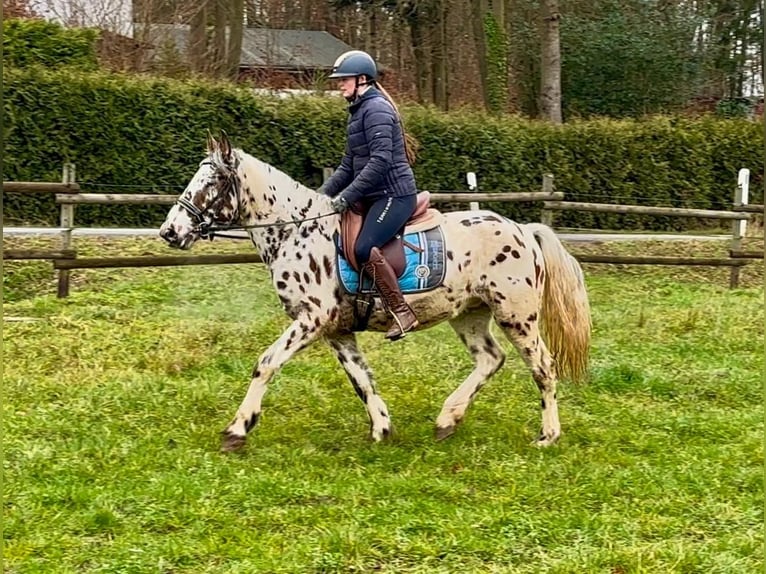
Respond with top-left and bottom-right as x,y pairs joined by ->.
340,191 -> 443,276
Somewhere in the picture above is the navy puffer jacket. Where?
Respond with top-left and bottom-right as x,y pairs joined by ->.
321,87 -> 417,204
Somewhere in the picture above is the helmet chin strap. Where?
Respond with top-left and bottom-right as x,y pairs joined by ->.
345,76 -> 375,102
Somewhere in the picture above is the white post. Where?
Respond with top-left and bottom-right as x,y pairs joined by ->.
322,167 -> 334,183
729,168 -> 750,289
466,171 -> 479,211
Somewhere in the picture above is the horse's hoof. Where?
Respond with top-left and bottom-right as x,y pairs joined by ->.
221,431 -> 247,453
371,425 -> 394,442
533,431 -> 560,447
435,425 -> 456,441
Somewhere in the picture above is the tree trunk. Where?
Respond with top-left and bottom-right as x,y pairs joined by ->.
472,0 -> 490,107
431,0 -> 449,109
189,0 -> 208,73
540,0 -> 562,123
408,11 -> 431,103
212,0 -> 228,77
227,0 -> 245,80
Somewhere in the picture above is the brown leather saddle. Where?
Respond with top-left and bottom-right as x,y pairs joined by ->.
340,191 -> 442,277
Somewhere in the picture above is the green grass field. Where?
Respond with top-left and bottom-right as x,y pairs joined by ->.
3,236 -> 764,573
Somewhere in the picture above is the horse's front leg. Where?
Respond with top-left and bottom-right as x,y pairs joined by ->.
221,316 -> 321,452
326,333 -> 392,441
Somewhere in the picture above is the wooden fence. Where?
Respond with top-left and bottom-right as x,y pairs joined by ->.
3,168 -> 761,296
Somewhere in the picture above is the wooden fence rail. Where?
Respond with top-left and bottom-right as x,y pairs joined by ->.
3,168 -> 760,295
542,201 -> 751,220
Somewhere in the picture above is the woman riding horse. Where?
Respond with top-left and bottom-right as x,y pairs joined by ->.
320,50 -> 419,341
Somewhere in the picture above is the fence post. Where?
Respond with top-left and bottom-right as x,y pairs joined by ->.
540,173 -> 555,226
322,167 -> 334,184
729,168 -> 749,289
57,163 -> 76,298
466,172 -> 479,211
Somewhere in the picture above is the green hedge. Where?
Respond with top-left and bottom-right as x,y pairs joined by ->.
3,66 -> 763,230
3,19 -> 99,70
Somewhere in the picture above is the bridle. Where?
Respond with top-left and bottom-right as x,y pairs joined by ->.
175,158 -> 338,241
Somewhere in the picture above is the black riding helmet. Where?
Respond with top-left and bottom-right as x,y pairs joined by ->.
328,50 -> 378,101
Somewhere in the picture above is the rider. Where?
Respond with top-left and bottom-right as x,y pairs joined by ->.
319,50 -> 419,340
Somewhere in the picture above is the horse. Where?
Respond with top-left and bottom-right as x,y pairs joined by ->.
159,132 -> 591,452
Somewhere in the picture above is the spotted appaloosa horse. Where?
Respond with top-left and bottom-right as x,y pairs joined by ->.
160,133 -> 591,452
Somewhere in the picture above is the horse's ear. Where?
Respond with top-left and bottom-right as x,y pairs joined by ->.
219,129 -> 233,163
206,129 -> 217,154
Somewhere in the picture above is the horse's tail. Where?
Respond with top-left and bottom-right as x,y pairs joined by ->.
525,223 -> 591,384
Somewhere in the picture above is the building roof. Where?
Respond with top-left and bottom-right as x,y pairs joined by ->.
134,24 -> 357,70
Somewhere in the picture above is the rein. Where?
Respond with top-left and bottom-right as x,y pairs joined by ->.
197,211 -> 340,240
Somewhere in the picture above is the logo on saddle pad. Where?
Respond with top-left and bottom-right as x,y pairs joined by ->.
337,227 -> 447,295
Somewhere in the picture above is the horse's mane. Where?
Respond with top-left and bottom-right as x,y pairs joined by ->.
236,149 -> 313,197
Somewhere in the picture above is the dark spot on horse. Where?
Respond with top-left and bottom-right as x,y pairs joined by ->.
349,376 -> 367,403
495,292 -> 506,301
293,271 -> 301,282
458,263 -> 462,272
494,230 -> 501,236
461,219 -> 472,227
513,235 -> 526,248
245,412 -> 260,433
252,368 -> 261,378
525,277 -> 533,287
489,281 -> 497,288
495,253 -> 507,263
329,307 -> 338,321
303,272 -> 311,284
314,317 -> 321,328
323,255 -> 333,276
511,250 -> 520,259
498,320 -> 512,328
379,409 -> 388,418
243,172 -> 247,179
502,245 -> 511,253
540,399 -> 546,410
334,286 -> 343,303
309,255 -> 322,283
299,285 -> 306,293
308,296 -> 321,307
447,250 -> 454,261
276,280 -> 287,290
483,215 -> 501,222
527,313 -> 537,322
296,252 -> 303,260
282,271 -> 290,281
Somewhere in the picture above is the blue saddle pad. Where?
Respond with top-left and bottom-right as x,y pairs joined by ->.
337,226 -> 447,295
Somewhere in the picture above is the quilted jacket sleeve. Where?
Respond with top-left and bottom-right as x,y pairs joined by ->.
320,142 -> 354,198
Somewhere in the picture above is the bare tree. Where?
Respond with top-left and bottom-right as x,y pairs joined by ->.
540,0 -> 562,122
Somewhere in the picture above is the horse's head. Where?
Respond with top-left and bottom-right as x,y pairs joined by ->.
160,132 -> 241,249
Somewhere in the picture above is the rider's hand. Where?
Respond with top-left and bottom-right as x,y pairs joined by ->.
331,194 -> 351,213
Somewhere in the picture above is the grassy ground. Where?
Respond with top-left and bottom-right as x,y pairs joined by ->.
3,235 -> 764,573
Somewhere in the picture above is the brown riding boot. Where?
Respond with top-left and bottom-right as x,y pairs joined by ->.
363,247 -> 419,340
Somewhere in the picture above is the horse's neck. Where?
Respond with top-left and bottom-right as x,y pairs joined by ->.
237,154 -> 337,264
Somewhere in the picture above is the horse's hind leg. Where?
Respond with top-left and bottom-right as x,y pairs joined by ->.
435,307 -> 506,440
495,307 -> 560,446
326,333 -> 392,441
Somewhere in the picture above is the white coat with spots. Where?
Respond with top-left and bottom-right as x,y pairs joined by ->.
160,134 -> 592,452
